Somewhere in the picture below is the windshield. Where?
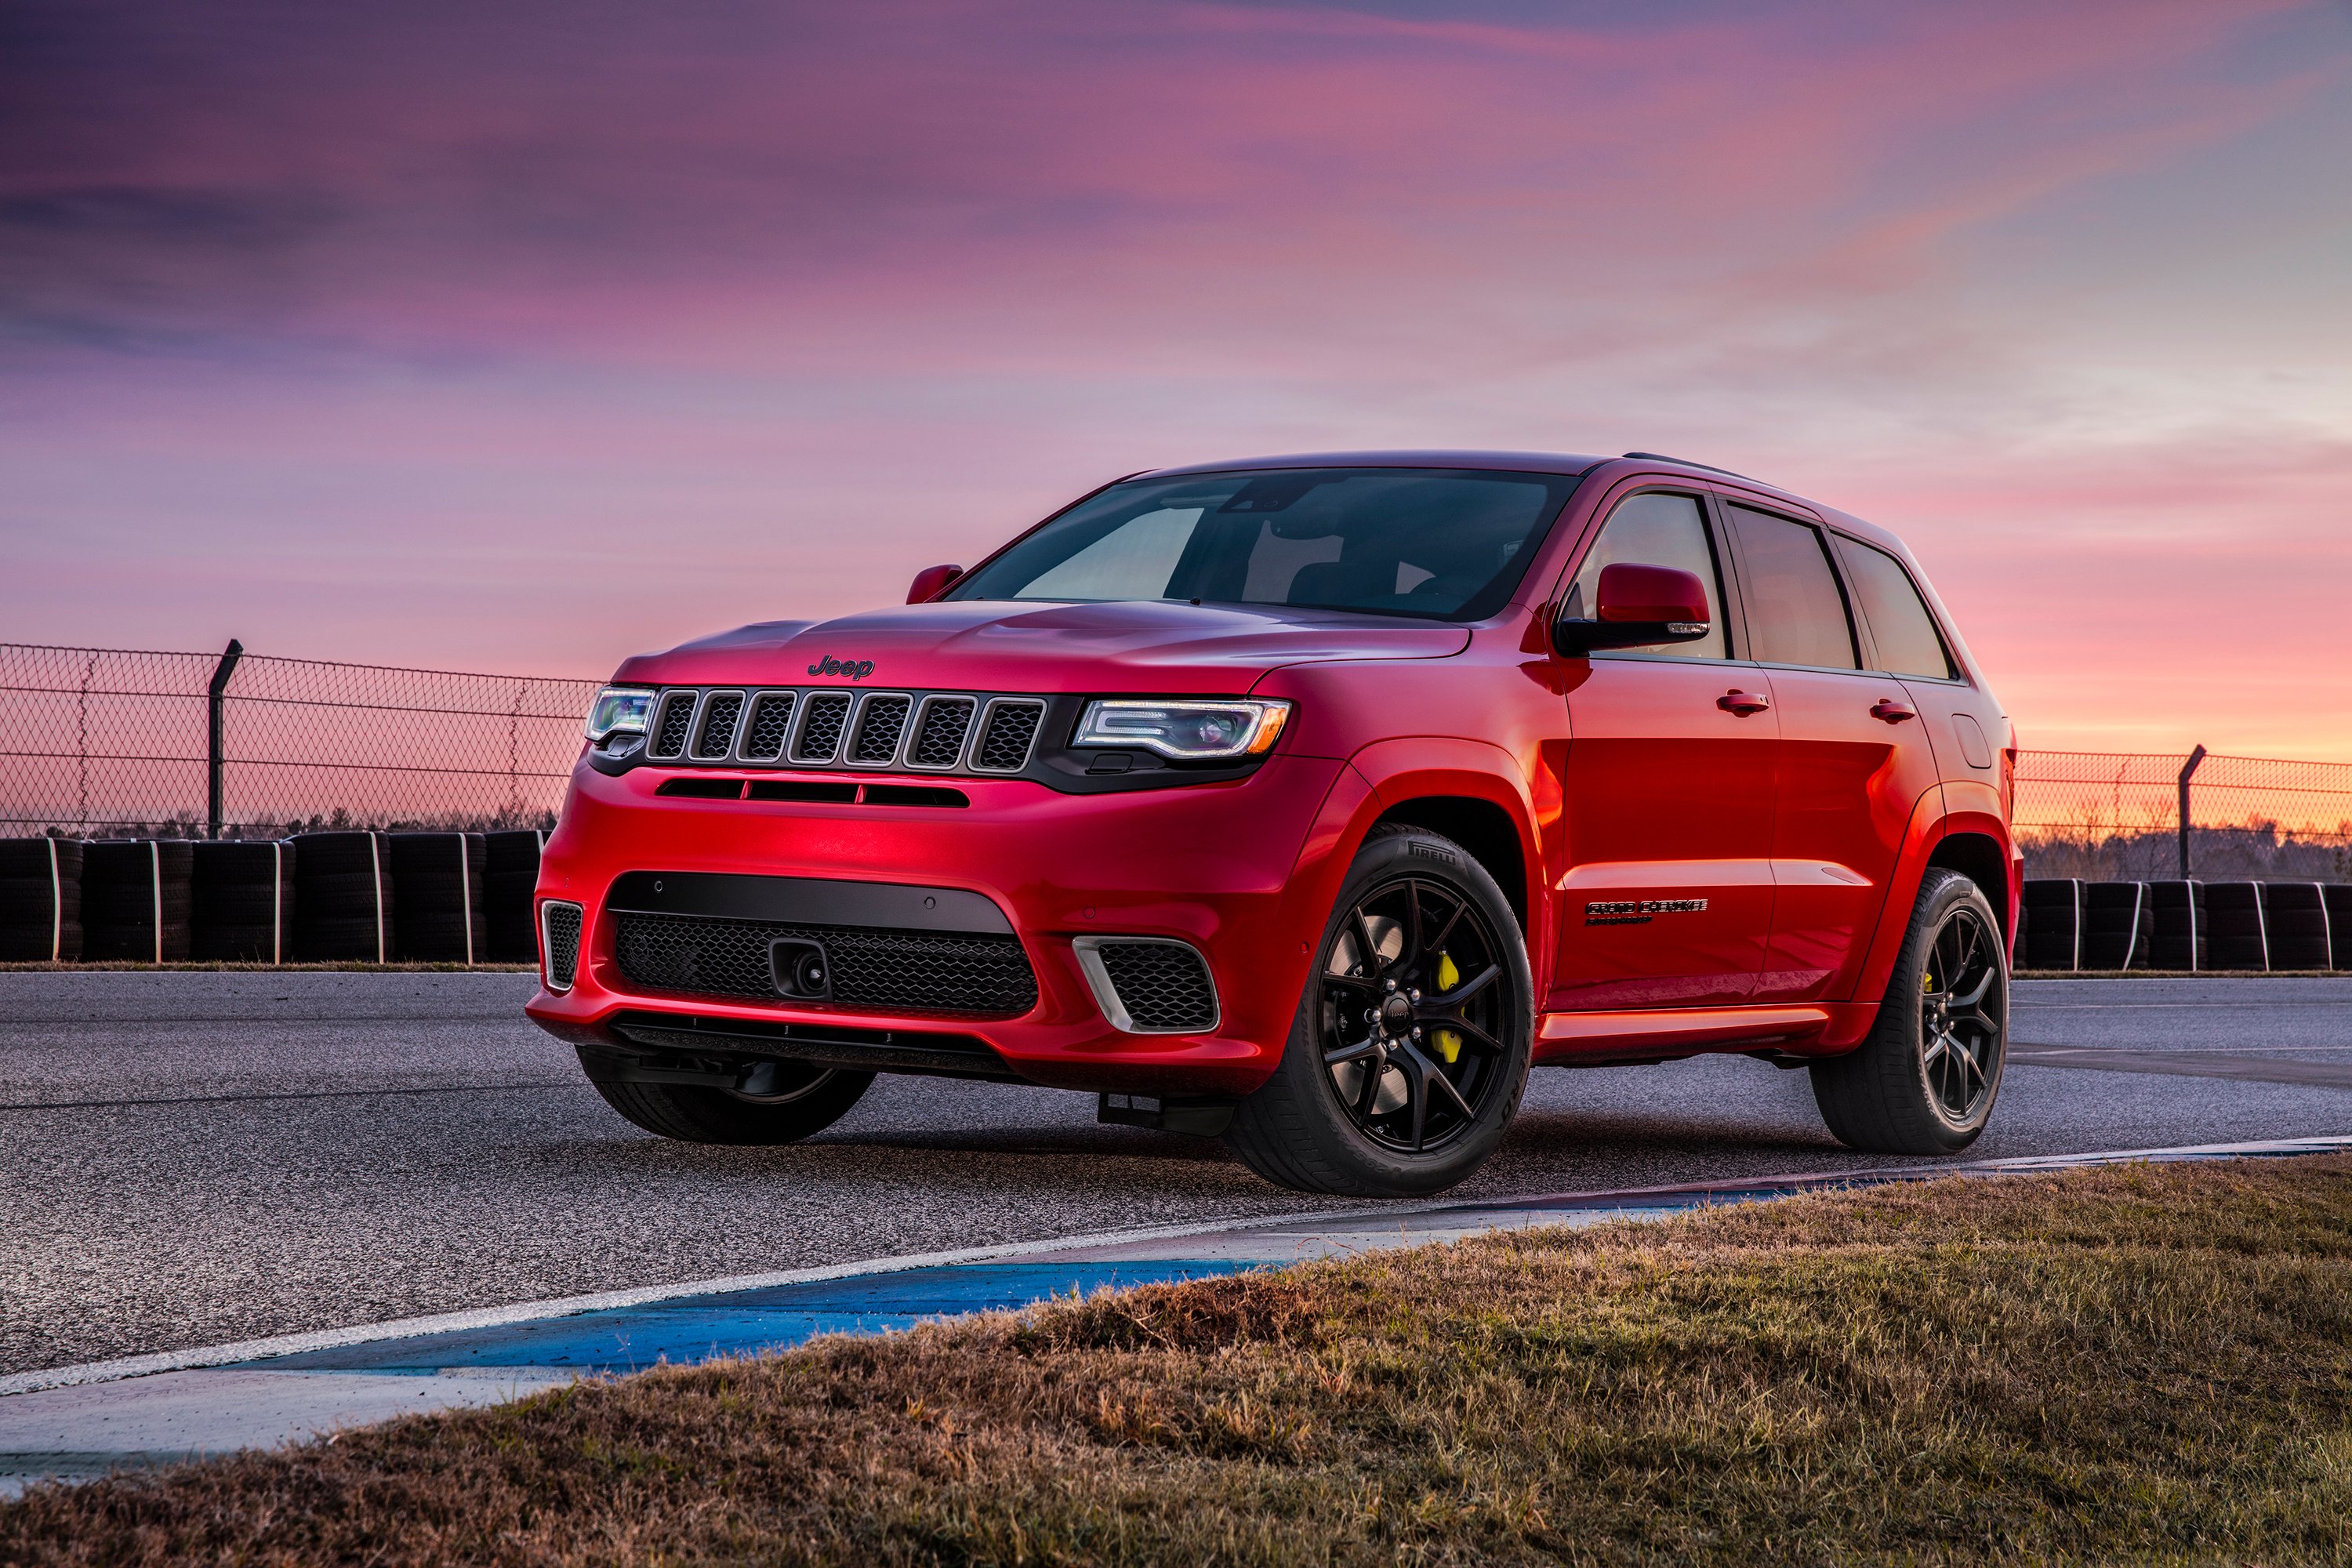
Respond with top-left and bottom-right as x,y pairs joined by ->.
943,466 -> 1580,622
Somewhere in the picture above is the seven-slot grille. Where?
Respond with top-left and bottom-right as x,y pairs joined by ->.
637,688 -> 1047,777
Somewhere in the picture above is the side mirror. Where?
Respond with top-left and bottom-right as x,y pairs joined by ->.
1553,562 -> 1711,655
906,564 -> 964,604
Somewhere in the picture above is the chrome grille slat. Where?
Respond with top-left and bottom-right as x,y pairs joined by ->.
649,692 -> 698,760
907,695 -> 976,770
848,694 -> 914,767
973,699 -> 1046,772
644,686 -> 1049,778
692,691 -> 744,760
792,691 -> 855,763
739,692 -> 795,760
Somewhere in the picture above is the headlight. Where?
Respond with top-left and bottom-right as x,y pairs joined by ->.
1073,699 -> 1293,760
584,687 -> 656,742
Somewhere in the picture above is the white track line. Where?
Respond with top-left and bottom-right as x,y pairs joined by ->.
7,1133 -> 2347,1399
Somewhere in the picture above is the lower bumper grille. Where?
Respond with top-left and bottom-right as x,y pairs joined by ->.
613,910 -> 1038,1018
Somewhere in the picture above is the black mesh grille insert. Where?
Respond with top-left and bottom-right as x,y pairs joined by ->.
693,692 -> 743,759
613,912 -> 1037,1017
543,902 -> 583,989
852,695 -> 913,764
1094,941 -> 1217,1030
741,693 -> 795,760
650,694 -> 697,759
910,697 -> 975,768
975,701 -> 1044,771
793,693 -> 853,761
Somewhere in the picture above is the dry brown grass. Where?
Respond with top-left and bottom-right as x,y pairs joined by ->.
9,1156 -> 2352,1565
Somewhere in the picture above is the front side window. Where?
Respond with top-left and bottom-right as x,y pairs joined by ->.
1833,535 -> 1955,679
1559,492 -> 1727,659
944,467 -> 1578,622
1726,506 -> 1857,670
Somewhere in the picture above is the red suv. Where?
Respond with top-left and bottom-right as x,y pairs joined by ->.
528,452 -> 2016,1196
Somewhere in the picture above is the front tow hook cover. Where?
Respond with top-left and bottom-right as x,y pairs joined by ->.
769,938 -> 833,1000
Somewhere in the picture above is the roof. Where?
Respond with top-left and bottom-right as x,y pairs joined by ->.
1138,449 -> 1609,478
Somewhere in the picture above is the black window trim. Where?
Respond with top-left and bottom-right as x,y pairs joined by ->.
1712,499 -> 1870,676
1823,527 -> 1970,687
1550,483 -> 1753,666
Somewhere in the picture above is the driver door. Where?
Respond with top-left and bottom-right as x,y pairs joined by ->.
1552,490 -> 1777,1010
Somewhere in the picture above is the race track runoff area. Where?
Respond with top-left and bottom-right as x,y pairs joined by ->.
5,973 -> 2352,1490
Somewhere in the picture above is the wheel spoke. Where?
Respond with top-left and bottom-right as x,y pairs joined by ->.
1323,971 -> 1381,994
1402,882 -> 1425,971
1395,1049 -> 1428,1149
1399,1040 -> 1475,1119
1425,898 -> 1467,959
1350,908 -> 1385,978
1954,967 -> 1996,1010
1442,1017 -> 1506,1055
1353,1051 -> 1385,1118
1323,1038 -> 1380,1068
1436,961 -> 1501,1006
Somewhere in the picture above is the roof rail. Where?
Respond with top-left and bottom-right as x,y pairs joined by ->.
1620,451 -> 1753,480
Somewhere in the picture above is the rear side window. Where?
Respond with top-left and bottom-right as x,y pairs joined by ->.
1833,535 -> 1955,679
1560,492 -> 1727,659
1726,506 -> 1857,670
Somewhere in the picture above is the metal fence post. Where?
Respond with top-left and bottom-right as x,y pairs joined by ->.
206,639 -> 244,840
2177,744 -> 2207,879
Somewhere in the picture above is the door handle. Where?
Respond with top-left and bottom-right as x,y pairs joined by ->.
1717,689 -> 1770,717
1870,698 -> 1917,724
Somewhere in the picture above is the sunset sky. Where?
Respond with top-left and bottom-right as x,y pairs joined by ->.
5,0 -> 2349,758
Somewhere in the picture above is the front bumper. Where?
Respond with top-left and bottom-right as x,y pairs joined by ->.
524,750 -> 1353,1096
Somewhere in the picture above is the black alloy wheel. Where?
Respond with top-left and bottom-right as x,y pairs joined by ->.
1227,826 -> 1533,1196
1811,867 -> 2008,1155
1919,903 -> 2003,1123
1318,875 -> 1512,1155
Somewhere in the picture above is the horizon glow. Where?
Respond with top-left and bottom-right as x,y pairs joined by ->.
4,0 -> 2350,757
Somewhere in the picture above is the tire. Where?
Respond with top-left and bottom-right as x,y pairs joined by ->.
293,832 -> 393,960
82,840 -> 194,962
0,839 -> 83,960
588,1064 -> 876,1145
1226,826 -> 1533,1196
482,830 -> 544,962
390,833 -> 488,962
1810,867 -> 2008,1155
192,840 -> 296,962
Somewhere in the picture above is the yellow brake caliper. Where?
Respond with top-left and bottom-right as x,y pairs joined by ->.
1433,953 -> 1463,1064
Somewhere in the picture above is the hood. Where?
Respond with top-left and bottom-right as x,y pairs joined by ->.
611,600 -> 1469,694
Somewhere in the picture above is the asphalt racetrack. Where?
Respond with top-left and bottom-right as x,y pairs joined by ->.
6,972 -> 2351,1377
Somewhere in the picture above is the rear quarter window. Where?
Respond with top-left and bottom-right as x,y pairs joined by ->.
1833,535 -> 1955,680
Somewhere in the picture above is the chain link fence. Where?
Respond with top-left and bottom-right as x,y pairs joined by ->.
7,641 -> 2350,873
2016,750 -> 2352,881
2,642 -> 597,839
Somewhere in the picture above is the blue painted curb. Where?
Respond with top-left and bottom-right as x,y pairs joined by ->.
244,1260 -> 1262,1376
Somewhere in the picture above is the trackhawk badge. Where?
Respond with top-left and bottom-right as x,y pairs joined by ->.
1584,898 -> 1709,927
806,656 -> 876,680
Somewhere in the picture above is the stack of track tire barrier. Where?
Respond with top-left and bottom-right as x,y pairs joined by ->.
2020,877 -> 2352,971
0,831 -> 543,965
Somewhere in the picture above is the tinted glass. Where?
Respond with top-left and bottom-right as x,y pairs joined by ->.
1726,506 -> 1856,669
1833,535 -> 1953,678
944,467 -> 1577,621
1560,492 -> 1726,659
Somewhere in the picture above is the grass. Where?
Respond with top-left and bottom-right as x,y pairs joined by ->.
9,1156 -> 2352,1565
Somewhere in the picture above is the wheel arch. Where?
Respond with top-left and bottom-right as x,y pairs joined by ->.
1926,830 -> 2012,944
1370,794 -> 1529,931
